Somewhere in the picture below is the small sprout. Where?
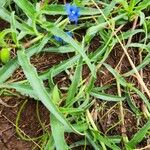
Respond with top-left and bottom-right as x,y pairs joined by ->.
65,3 -> 80,24
0,48 -> 10,64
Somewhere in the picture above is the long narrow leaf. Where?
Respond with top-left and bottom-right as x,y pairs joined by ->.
40,55 -> 80,80
51,114 -> 68,150
66,57 -> 82,104
17,50 -> 80,134
1,83 -> 38,100
131,87 -> 150,111
0,7 -> 34,33
90,91 -> 125,101
127,119 -> 150,148
42,4 -> 101,15
13,0 -> 36,19
124,55 -> 150,77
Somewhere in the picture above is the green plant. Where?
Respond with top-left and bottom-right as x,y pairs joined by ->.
0,0 -> 150,149
0,48 -> 10,63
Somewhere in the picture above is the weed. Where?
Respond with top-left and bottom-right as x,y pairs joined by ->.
0,0 -> 150,149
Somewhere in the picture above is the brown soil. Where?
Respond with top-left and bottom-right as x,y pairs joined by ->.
0,96 -> 50,150
0,20 -> 9,31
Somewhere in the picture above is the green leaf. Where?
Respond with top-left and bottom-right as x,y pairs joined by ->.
66,57 -> 82,104
1,83 -> 38,100
131,87 -> 150,111
86,131 -> 101,150
136,0 -> 150,11
103,63 -> 127,86
124,55 -> 150,76
139,11 -> 145,26
42,4 -> 100,15
40,55 -> 80,81
70,140 -> 90,149
51,114 -> 68,150
0,7 -> 34,33
126,43 -> 150,52
90,36 -> 113,62
85,13 -> 125,42
60,107 -> 84,114
90,91 -> 125,101
10,11 -> 18,45
65,122 -> 88,133
52,85 -> 61,105
13,0 -> 36,19
98,1 -> 117,23
127,119 -> 150,148
128,0 -> 136,12
112,29 -> 145,44
0,55 -> 79,100
43,45 -> 75,53
115,0 -> 128,10
0,29 -> 15,47
73,0 -> 82,6
0,58 -> 18,84
86,76 -> 96,93
44,135 -> 55,150
93,85 -> 114,92
125,89 -> 141,116
94,131 -> 121,150
17,50 -> 79,133
0,0 -> 8,6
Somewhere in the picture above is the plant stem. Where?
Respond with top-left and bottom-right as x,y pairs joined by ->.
86,110 -> 107,150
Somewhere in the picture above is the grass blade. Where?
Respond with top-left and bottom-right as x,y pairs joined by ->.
94,131 -> 121,150
0,7 -> 34,33
124,55 -> 150,77
44,136 -> 55,150
51,114 -> 68,150
40,55 -> 80,81
86,131 -> 101,150
17,50 -> 80,133
1,83 -> 38,100
43,45 -> 75,53
66,57 -> 82,104
127,119 -> 150,148
125,89 -> 141,116
131,87 -> 150,111
13,0 -> 36,19
42,4 -> 101,15
103,63 -> 127,86
90,91 -> 125,101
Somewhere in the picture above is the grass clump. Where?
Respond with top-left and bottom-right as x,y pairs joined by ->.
0,0 -> 150,149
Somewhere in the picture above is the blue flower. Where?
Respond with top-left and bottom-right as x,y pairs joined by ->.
65,3 -> 80,24
54,36 -> 63,43
54,31 -> 73,44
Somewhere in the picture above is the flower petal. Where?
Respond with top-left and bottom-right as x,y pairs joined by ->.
76,7 -> 80,15
65,3 -> 80,24
54,36 -> 63,42
65,3 -> 71,14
